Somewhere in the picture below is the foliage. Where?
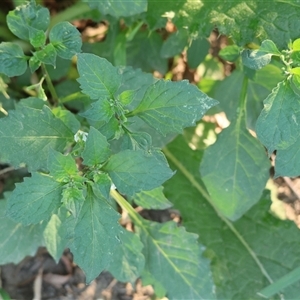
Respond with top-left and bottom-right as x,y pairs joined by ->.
0,0 -> 300,299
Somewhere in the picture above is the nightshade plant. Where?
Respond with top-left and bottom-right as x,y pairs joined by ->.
1,0 -> 300,299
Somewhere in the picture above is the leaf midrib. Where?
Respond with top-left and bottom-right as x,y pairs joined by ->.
162,146 -> 274,285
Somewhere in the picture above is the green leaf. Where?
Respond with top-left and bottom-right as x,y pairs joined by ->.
117,66 -> 157,111
118,90 -> 135,107
77,53 -> 122,100
103,150 -> 174,197
134,186 -> 172,210
127,31 -> 168,75
0,42 -> 27,77
187,37 -> 210,69
0,106 -> 74,171
219,45 -> 241,62
258,266 -> 300,298
200,117 -> 270,221
43,211 -> 68,262
256,81 -> 300,153
242,40 -> 281,70
6,173 -> 63,225
274,139 -> 300,177
160,30 -> 189,58
6,1 -> 50,41
33,43 -> 57,66
29,55 -> 41,73
164,135 -> 300,299
70,185 -> 122,283
204,2 -> 300,48
82,127 -> 111,166
48,149 -> 78,182
214,67 -> 282,130
0,198 -> 45,265
136,220 -> 216,299
92,173 -> 111,199
106,228 -> 145,284
61,185 -> 85,218
52,106 -> 81,134
84,0 -> 147,17
113,31 -> 127,66
49,21 -> 82,59
79,99 -> 115,126
131,80 -> 218,136
29,27 -> 46,48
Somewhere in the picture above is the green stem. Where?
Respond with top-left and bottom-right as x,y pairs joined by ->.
60,92 -> 89,104
162,146 -> 274,285
237,76 -> 248,124
49,2 -> 91,29
110,189 -> 144,227
41,64 -> 60,106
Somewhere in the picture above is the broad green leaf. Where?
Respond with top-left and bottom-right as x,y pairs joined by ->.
103,150 -> 174,197
127,31 -> 168,75
219,45 -> 241,62
6,1 -> 49,41
274,139 -> 300,177
0,199 -> 45,265
80,99 -> 114,126
200,117 -> 270,221
46,56 -> 71,81
77,53 -> 122,100
16,97 -> 45,110
113,31 -> 127,66
0,106 -> 74,171
214,68 -> 281,130
164,135 -> 300,299
0,42 -> 27,77
70,185 -> 122,283
136,220 -> 216,299
204,1 -> 300,48
106,228 -> 145,284
119,131 -> 152,151
256,81 -> 300,153
134,186 -> 172,210
117,66 -> 157,111
187,37 -> 210,69
82,127 -> 111,166
84,0 -> 147,17
7,173 -> 63,225
43,211 -> 68,262
33,43 -> 57,66
141,270 -> 167,298
49,22 -> 82,59
241,41 -> 281,70
52,107 -> 81,134
258,266 -> 300,299
48,149 -> 78,182
29,55 -> 41,73
61,185 -> 85,218
118,90 -> 135,107
147,1 -> 300,49
92,173 -> 111,199
131,80 -> 218,136
160,30 -> 189,58
29,27 -> 46,48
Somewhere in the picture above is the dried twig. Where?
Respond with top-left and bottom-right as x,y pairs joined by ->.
0,166 -> 15,176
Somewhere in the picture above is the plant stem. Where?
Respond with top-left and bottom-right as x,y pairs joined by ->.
41,64 -> 60,106
237,75 -> 248,125
110,189 -> 144,227
162,146 -> 274,285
